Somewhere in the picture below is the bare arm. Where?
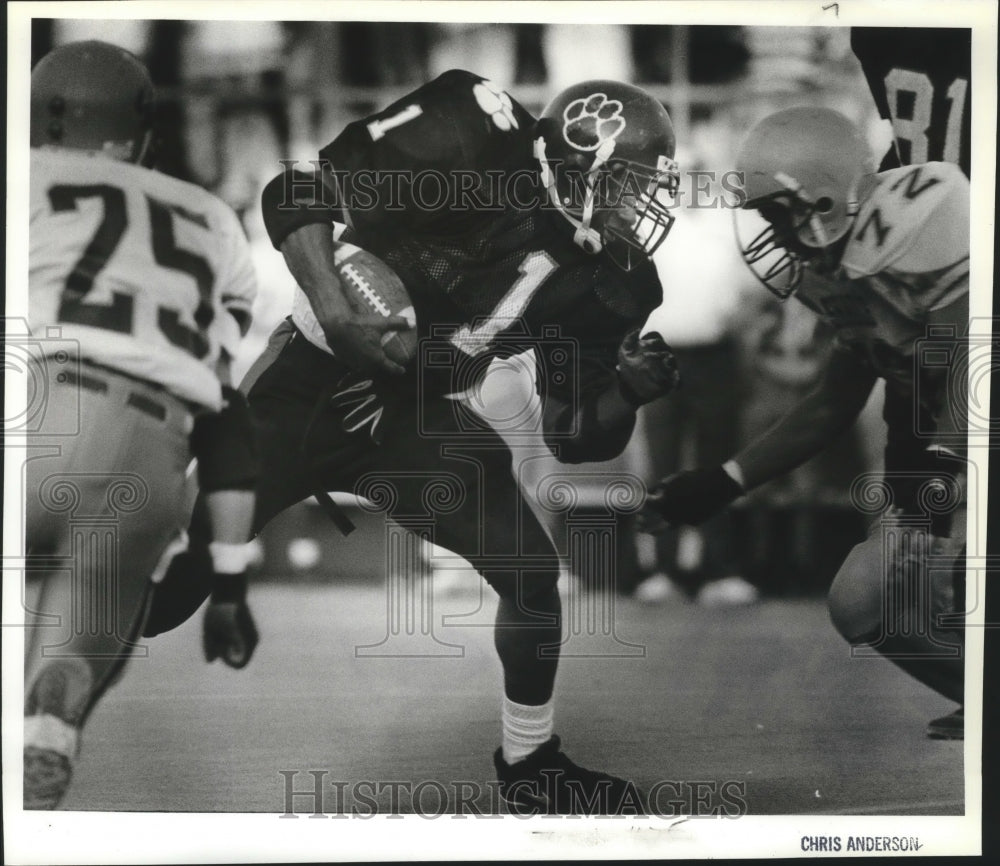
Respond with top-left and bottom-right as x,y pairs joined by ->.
730,347 -> 878,491
280,223 -> 411,376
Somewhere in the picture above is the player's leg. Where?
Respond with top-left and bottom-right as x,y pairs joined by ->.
927,498 -> 967,739
631,387 -> 683,599
382,398 -> 642,814
826,521 -> 965,706
24,366 -> 193,808
867,385 -> 966,732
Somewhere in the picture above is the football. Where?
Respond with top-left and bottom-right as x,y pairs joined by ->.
291,241 -> 418,365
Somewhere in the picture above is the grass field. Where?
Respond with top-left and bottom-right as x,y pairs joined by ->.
58,580 -> 964,816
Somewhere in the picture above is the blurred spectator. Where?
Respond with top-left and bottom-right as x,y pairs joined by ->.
145,21 -> 193,183
632,25 -> 749,84
745,27 -> 825,92
744,26 -> 859,95
340,23 -> 429,86
179,21 -> 289,203
52,18 -> 151,56
627,139 -> 758,605
231,198 -> 299,386
731,281 -> 873,596
514,24 -> 547,85
428,23 -> 517,88
182,20 -> 285,79
542,24 -> 633,91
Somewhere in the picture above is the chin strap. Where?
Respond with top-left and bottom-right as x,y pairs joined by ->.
135,129 -> 154,166
773,170 -> 830,248
535,136 -> 615,255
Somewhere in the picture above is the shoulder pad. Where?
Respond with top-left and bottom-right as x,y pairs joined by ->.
842,162 -> 968,278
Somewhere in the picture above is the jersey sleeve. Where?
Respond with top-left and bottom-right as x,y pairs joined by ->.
211,202 -> 258,357
844,162 -> 969,314
319,69 -> 536,239
260,166 -> 342,251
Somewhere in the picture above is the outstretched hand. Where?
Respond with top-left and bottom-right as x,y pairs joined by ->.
637,466 -> 744,533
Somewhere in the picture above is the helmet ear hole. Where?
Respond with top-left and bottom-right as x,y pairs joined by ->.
31,40 -> 155,161
815,195 -> 834,214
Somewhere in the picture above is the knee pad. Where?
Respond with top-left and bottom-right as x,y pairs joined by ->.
190,387 -> 259,493
827,536 -> 885,644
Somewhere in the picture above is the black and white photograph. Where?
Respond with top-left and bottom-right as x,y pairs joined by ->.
3,0 -> 995,861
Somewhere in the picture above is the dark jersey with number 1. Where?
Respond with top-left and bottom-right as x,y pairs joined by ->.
851,27 -> 971,176
263,69 -> 664,462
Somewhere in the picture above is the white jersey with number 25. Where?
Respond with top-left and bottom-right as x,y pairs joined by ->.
30,149 -> 257,410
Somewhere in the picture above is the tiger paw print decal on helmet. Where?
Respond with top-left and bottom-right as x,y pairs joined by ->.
563,93 -> 626,153
473,79 -> 518,131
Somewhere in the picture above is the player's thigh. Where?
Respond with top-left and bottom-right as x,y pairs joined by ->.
378,410 -> 559,600
244,330 -> 382,532
25,379 -> 192,662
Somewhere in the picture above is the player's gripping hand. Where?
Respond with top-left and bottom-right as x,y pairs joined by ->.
203,575 -> 259,669
320,314 -> 414,377
616,329 -> 680,406
638,466 -> 743,532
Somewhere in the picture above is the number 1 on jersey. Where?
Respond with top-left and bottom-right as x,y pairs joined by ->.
367,104 -> 423,141
450,251 -> 559,356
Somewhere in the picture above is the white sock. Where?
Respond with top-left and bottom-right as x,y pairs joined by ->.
24,714 -> 79,758
502,697 -> 554,764
209,541 -> 251,575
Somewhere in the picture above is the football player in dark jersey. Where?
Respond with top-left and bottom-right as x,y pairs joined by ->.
850,27 -> 970,177
851,25 -> 970,740
152,70 -> 681,813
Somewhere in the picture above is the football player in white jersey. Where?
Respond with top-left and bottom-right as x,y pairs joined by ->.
24,40 -> 259,809
639,107 -> 968,733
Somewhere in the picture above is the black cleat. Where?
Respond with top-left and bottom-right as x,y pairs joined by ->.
494,736 -> 645,815
927,707 -> 964,740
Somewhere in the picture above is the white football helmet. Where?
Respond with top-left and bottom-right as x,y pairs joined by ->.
733,106 -> 876,298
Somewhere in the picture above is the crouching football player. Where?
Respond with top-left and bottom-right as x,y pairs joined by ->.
640,107 -> 968,738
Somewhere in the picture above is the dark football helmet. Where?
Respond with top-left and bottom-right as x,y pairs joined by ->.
534,80 -> 680,271
733,106 -> 877,298
31,40 -> 156,164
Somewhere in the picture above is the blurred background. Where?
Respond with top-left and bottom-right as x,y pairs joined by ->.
31,19 -> 893,605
